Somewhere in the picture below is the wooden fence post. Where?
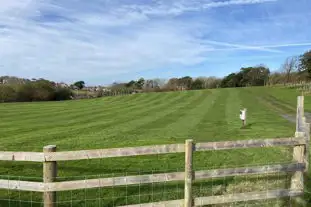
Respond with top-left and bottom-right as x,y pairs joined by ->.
43,145 -> 57,207
304,123 -> 310,172
296,96 -> 304,135
291,96 -> 306,206
184,139 -> 194,207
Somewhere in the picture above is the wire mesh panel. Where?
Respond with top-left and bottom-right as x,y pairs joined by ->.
0,142 -> 306,207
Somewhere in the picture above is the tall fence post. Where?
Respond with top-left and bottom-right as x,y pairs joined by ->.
184,139 -> 194,207
296,96 -> 304,135
43,145 -> 57,207
291,96 -> 306,206
305,123 -> 310,172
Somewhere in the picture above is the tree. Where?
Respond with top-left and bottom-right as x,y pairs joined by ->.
153,78 -> 167,88
178,76 -> 193,90
54,87 -> 73,101
135,78 -> 145,89
31,79 -> 55,101
73,81 -> 85,90
166,78 -> 179,90
191,79 -> 204,90
126,80 -> 136,88
220,66 -> 270,88
221,73 -> 240,88
144,79 -> 157,90
0,85 -> 17,102
299,50 -> 311,79
239,66 -> 270,87
281,57 -> 298,84
267,72 -> 285,85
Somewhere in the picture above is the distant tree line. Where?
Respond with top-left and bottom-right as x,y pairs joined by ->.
1,50 -> 311,102
122,76 -> 222,92
267,50 -> 311,85
0,79 -> 73,103
220,65 -> 270,88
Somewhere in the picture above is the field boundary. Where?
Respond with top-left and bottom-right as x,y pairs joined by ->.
0,96 -> 309,207
0,137 -> 306,162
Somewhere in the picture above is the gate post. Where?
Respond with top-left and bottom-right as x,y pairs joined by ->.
291,96 -> 306,206
184,139 -> 194,207
43,145 -> 57,207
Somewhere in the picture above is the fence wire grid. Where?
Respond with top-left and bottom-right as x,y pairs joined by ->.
0,144 -> 304,207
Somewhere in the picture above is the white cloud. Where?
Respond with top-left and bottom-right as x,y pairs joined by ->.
0,0 -> 310,84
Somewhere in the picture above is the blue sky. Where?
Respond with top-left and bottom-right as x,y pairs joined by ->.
1,0 -> 311,85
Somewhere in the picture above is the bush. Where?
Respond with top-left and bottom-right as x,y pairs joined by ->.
54,87 -> 73,101
0,85 -> 17,102
16,83 -> 35,102
0,79 -> 73,103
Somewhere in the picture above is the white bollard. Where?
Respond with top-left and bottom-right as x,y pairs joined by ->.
240,108 -> 247,127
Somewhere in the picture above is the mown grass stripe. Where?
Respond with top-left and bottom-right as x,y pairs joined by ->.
52,91 -> 201,149
0,92 -> 172,143
102,90 -> 210,140
0,93 -> 152,122
0,92 -> 192,150
0,92 -> 168,129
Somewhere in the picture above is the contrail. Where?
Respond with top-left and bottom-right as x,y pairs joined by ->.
203,40 -> 282,53
262,43 -> 311,48
202,0 -> 277,9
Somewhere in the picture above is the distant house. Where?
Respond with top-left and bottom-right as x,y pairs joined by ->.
55,82 -> 69,88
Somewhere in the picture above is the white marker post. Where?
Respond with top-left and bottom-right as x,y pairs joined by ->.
240,108 -> 247,127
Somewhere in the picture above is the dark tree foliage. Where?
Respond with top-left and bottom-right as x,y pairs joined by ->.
220,66 -> 270,88
0,85 -> 17,102
126,80 -> 136,88
300,50 -> 311,79
179,76 -> 193,90
191,79 -> 204,90
73,81 -> 85,89
135,78 -> 145,89
0,79 -> 73,103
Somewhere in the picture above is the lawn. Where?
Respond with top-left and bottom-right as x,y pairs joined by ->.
0,87 -> 305,206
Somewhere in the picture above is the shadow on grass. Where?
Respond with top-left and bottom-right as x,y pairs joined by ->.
240,123 -> 254,130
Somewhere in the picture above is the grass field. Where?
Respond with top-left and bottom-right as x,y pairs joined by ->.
0,87 -> 310,206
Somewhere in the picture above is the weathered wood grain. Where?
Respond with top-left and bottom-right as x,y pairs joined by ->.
1,137 -> 305,162
196,137 -> 305,151
43,145 -> 57,207
118,189 -> 303,206
296,96 -> 304,133
184,139 -> 193,207
195,163 -> 305,180
44,144 -> 185,161
0,152 -> 44,162
46,172 -> 185,191
305,123 -> 310,172
194,189 -> 303,205
119,199 -> 184,207
0,179 -> 44,192
1,163 -> 304,192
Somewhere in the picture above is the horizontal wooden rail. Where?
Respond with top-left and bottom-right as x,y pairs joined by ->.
194,162 -> 305,180
0,152 -> 44,162
119,189 -> 303,207
120,199 -> 184,207
47,172 -> 184,192
194,189 -> 303,205
0,179 -> 44,192
196,137 -> 306,151
0,163 -> 304,192
44,144 -> 185,161
0,137 -> 305,162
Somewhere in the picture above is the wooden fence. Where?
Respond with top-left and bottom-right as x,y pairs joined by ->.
0,96 -> 310,207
